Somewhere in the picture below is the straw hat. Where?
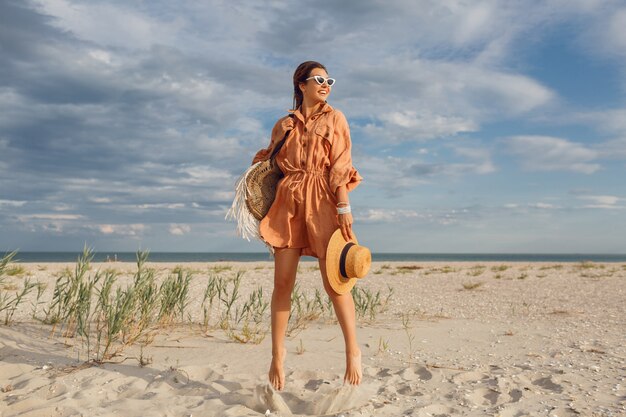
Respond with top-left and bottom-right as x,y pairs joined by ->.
325,229 -> 372,294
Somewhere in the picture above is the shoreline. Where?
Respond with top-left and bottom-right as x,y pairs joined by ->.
9,253 -> 626,263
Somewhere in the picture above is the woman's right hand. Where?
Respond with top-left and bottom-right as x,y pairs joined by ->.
280,117 -> 295,136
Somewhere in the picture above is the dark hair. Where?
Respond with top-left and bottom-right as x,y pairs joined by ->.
292,61 -> 327,110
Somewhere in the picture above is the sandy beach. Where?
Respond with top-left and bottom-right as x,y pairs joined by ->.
1,260 -> 624,416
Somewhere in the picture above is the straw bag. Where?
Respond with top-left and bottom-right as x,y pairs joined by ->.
226,117 -> 294,242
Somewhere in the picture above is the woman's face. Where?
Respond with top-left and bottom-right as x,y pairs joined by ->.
300,67 -> 332,105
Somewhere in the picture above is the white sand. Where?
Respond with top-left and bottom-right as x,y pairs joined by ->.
1,261 -> 625,416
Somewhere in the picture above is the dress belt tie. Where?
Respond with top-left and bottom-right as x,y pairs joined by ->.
282,162 -> 329,203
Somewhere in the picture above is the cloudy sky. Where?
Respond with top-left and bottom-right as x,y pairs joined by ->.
1,0 -> 626,254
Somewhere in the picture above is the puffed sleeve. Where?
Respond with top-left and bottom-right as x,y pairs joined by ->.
251,118 -> 284,165
329,111 -> 363,194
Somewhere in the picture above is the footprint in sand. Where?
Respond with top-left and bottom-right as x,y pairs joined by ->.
532,375 -> 563,393
415,366 -> 433,381
246,370 -> 379,416
42,381 -> 68,400
304,379 -> 324,390
411,403 -> 457,417
466,387 -> 500,406
508,388 -> 523,402
113,380 -> 147,399
452,370 -> 490,385
397,384 -> 424,396
254,384 -> 293,415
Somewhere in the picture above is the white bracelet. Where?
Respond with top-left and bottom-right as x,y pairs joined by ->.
337,205 -> 351,215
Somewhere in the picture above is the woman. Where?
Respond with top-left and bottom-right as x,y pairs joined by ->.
251,61 -> 363,391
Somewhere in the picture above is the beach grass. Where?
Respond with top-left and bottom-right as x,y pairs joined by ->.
377,336 -> 390,355
296,338 -> 305,355
467,265 -> 486,276
423,265 -> 458,275
287,284 -> 327,336
1,251 -> 38,325
491,265 -> 510,272
1,251 -> 16,274
401,312 -> 416,359
539,264 -> 563,270
4,264 -> 28,277
397,265 -> 422,270
11,249 -> 619,366
208,265 -> 232,274
462,281 -> 484,290
351,285 -> 394,321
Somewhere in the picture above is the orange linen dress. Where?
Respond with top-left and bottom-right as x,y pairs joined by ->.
252,103 -> 362,259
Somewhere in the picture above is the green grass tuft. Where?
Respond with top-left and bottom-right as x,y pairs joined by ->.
462,281 -> 484,290
491,265 -> 509,272
5,265 -> 28,277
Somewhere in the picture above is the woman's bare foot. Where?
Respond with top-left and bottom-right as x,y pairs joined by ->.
268,348 -> 286,390
344,349 -> 362,385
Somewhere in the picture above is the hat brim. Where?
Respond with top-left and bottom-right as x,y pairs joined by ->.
326,229 -> 359,295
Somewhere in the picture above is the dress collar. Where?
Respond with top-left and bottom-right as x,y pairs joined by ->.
289,102 -> 333,123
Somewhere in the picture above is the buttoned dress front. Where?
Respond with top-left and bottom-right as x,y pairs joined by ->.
252,103 -> 362,259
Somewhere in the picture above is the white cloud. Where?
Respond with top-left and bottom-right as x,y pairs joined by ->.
503,202 -> 561,212
349,60 -> 554,143
51,203 -> 74,211
169,224 -> 191,236
13,213 -> 83,234
577,195 -> 625,209
564,109 -> 626,160
18,213 -> 83,221
452,146 -> 497,174
356,144 -> 495,195
574,108 -> 626,135
363,110 -> 478,142
87,49 -> 114,66
357,206 -> 474,226
33,0 -> 183,50
0,200 -> 26,208
504,135 -> 600,174
89,197 -> 111,203
451,1 -> 495,46
579,195 -> 621,205
357,209 -> 421,223
97,224 -> 146,236
529,202 -> 559,210
607,8 -> 626,53
178,166 -> 232,184
582,205 -> 626,210
135,203 -> 185,210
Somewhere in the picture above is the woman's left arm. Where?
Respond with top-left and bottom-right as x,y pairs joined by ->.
330,111 -> 362,242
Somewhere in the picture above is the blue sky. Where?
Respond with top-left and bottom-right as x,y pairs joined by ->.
1,0 -> 625,253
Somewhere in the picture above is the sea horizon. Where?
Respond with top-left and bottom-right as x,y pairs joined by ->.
5,251 -> 626,263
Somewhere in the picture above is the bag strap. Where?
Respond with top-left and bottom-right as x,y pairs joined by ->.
268,114 -> 295,160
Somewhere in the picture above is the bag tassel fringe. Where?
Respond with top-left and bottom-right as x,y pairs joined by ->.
225,162 -> 275,256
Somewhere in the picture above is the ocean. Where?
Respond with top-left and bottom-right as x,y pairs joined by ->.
7,252 -> 626,263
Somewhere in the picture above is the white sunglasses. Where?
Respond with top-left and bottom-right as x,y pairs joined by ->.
305,75 -> 336,86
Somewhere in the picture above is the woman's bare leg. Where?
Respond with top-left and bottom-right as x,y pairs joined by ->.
318,259 -> 362,385
268,247 -> 300,390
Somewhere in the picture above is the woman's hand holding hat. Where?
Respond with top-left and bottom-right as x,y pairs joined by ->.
325,229 -> 371,294
338,211 -> 354,241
